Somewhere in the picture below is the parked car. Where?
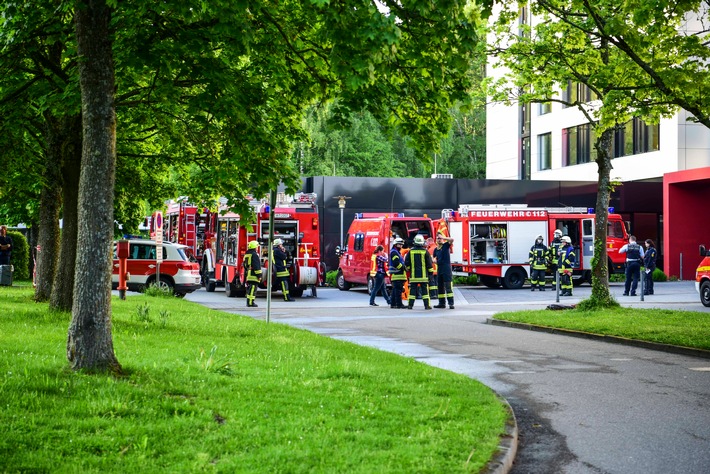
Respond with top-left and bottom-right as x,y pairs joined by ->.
112,239 -> 201,296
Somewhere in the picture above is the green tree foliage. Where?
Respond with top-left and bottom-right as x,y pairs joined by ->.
487,0 -> 682,306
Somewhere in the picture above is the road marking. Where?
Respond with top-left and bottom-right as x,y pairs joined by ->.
610,358 -> 633,361
689,367 -> 710,372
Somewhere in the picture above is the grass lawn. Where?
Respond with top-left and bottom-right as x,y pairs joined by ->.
493,307 -> 710,351
0,284 -> 509,473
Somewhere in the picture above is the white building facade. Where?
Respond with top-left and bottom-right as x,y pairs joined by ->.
486,5 -> 710,183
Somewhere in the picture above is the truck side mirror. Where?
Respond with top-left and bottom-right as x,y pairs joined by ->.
701,245 -> 707,257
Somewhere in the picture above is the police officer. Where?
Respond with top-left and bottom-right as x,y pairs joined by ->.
548,229 -> 563,289
404,234 -> 433,310
643,239 -> 657,295
389,237 -> 407,309
620,235 -> 645,296
529,234 -> 548,291
559,236 -> 575,296
273,238 -> 295,302
243,240 -> 262,307
433,233 -> 455,309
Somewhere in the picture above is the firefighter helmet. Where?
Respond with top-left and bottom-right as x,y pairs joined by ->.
554,229 -> 563,237
393,237 -> 404,246
248,240 -> 259,249
413,234 -> 425,246
273,238 -> 283,246
536,234 -> 544,241
561,236 -> 572,244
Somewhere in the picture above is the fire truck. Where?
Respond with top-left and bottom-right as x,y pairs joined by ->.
336,213 -> 436,292
441,204 -> 629,289
203,192 -> 325,298
163,200 -> 215,265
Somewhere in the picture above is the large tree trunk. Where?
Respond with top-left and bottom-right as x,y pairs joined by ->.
34,117 -> 63,302
590,128 -> 615,305
68,0 -> 121,373
51,114 -> 82,312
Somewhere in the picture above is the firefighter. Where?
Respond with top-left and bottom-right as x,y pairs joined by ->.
529,234 -> 549,291
404,234 -> 433,310
620,235 -> 645,296
559,236 -> 575,296
244,240 -> 262,307
427,237 -> 439,303
389,237 -> 407,309
548,229 -> 564,289
433,233 -> 455,309
273,238 -> 295,302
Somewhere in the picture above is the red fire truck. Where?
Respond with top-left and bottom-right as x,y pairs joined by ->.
442,204 -> 629,289
163,200 -> 215,264
336,213 -> 436,292
696,245 -> 710,307
203,192 -> 325,298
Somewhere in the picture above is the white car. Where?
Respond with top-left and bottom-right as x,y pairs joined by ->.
112,239 -> 201,296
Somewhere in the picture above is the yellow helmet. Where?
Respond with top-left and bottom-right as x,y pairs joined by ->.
248,240 -> 259,250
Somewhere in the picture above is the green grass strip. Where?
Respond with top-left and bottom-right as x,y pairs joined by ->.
493,307 -> 710,350
0,285 -> 508,473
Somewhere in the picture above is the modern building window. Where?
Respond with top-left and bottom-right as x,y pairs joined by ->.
538,133 -> 551,170
612,118 -> 660,158
563,123 -> 596,166
563,81 -> 598,107
539,102 -> 551,115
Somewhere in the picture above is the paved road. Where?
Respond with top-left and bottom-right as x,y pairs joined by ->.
186,281 -> 710,474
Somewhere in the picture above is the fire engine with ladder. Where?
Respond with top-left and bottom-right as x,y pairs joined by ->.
201,192 -> 325,298
441,204 -> 629,289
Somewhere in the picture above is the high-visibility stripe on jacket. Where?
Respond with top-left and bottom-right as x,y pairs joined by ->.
389,248 -> 408,281
404,246 -> 433,283
243,250 -> 262,282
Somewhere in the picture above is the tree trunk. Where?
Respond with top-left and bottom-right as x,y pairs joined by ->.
34,117 -> 63,302
50,114 -> 82,312
68,0 -> 121,373
591,128 -> 615,304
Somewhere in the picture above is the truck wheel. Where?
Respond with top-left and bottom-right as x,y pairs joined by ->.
290,286 -> 304,298
480,275 -> 501,288
502,267 -> 526,290
225,271 -> 238,297
336,269 -> 351,291
701,281 -> 710,307
206,280 -> 216,292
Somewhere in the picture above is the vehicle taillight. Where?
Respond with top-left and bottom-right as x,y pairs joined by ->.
177,262 -> 197,270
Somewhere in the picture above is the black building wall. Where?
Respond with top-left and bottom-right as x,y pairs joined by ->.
300,176 -> 662,272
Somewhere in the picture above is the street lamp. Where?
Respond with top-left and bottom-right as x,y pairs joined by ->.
334,195 -> 351,250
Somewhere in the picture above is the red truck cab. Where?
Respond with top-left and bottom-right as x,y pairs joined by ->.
696,245 -> 710,307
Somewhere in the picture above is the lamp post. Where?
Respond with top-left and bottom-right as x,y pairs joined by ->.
334,195 -> 351,250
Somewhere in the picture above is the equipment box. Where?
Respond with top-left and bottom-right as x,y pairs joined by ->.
0,265 -> 12,286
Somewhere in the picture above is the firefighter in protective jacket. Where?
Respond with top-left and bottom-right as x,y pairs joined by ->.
244,240 -> 262,307
529,235 -> 549,291
389,237 -> 407,309
273,238 -> 295,302
559,236 -> 575,296
404,234 -> 433,309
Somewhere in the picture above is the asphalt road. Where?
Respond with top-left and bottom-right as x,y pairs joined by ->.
186,281 -> 710,474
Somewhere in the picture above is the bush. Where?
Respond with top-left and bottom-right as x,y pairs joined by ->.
7,231 -> 29,281
453,274 -> 478,286
652,268 -> 667,282
325,270 -> 338,287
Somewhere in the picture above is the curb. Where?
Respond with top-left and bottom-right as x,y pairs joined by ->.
486,319 -> 710,360
483,395 -> 518,474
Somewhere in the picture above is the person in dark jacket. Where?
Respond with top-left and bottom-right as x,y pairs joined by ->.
0,225 -> 12,265
273,238 -> 295,302
389,237 -> 407,309
244,240 -> 262,307
620,235 -> 645,296
643,239 -> 657,295
433,233 -> 455,309
404,234 -> 433,309
559,236 -> 575,296
547,229 -> 563,290
529,234 -> 548,291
